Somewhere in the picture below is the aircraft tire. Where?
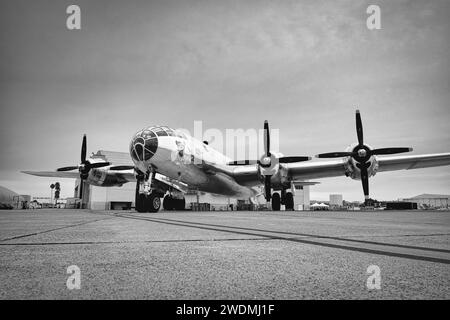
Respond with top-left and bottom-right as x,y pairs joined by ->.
174,197 -> 186,211
135,194 -> 147,213
271,193 -> 281,211
146,193 -> 161,213
163,195 -> 174,210
285,192 -> 294,211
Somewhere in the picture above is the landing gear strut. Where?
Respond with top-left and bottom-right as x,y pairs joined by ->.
134,170 -> 162,213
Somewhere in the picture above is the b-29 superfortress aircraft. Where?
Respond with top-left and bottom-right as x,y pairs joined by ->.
24,110 -> 450,212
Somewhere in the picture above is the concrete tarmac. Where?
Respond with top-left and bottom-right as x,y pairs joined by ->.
0,209 -> 449,299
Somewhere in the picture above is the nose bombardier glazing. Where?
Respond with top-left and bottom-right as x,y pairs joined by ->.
130,126 -> 181,164
130,128 -> 159,163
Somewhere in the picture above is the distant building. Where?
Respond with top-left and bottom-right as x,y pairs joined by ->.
0,186 -> 30,209
329,194 -> 343,207
293,185 -> 310,211
402,194 -> 450,209
385,201 -> 418,210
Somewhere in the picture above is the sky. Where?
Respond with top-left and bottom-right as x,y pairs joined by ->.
0,0 -> 449,201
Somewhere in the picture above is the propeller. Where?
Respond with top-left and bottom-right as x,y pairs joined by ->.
315,110 -> 413,204
56,134 -> 111,179
109,165 -> 135,171
228,120 -> 311,201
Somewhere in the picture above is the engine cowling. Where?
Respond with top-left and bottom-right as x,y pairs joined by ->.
87,169 -> 128,187
343,144 -> 379,180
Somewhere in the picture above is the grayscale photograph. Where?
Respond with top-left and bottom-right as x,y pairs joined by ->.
0,0 -> 449,306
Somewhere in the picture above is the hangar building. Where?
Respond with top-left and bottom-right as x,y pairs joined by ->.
403,194 -> 450,209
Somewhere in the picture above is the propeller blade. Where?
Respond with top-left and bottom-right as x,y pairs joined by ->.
81,134 -> 87,163
279,156 -> 311,163
264,176 -> 271,201
357,163 -> 370,203
79,179 -> 83,206
109,165 -> 135,171
315,152 -> 354,158
264,120 -> 270,156
227,160 -> 258,166
371,147 -> 413,155
89,162 -> 111,169
56,166 -> 78,172
355,110 -> 364,146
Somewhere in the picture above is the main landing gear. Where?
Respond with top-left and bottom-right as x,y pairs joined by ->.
163,194 -> 186,211
134,171 -> 186,213
136,192 -> 161,213
270,190 -> 294,211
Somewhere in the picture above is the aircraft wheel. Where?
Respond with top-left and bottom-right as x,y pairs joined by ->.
285,192 -> 294,211
135,194 -> 147,213
146,193 -> 161,213
174,197 -> 186,211
271,193 -> 281,211
163,195 -> 174,210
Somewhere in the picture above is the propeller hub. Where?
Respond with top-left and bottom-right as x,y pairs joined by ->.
357,149 -> 367,158
352,144 -> 372,162
261,156 -> 271,166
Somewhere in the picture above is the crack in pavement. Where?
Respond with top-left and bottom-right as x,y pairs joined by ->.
0,217 -> 116,242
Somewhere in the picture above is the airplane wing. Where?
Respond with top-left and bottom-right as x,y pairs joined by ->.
376,153 -> 450,172
227,153 -> 450,184
21,171 -> 81,179
286,152 -> 450,180
22,169 -> 189,194
226,160 -> 346,184
286,159 -> 346,180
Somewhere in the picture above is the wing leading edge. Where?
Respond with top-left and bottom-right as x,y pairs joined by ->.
21,171 -> 81,179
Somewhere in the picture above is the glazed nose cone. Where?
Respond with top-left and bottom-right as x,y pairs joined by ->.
130,129 -> 158,163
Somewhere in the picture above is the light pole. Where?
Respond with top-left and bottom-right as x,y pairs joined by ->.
50,184 -> 55,208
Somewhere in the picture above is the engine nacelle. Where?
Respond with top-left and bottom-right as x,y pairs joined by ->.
344,156 -> 379,181
258,152 -> 283,180
342,143 -> 379,180
86,169 -> 128,187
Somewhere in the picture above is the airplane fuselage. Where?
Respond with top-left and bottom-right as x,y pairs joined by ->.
130,126 -> 257,198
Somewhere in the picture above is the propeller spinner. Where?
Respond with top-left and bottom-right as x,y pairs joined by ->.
315,110 -> 413,204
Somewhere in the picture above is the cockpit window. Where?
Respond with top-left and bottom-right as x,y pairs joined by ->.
151,127 -> 168,137
142,130 -> 156,139
156,131 -> 168,137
